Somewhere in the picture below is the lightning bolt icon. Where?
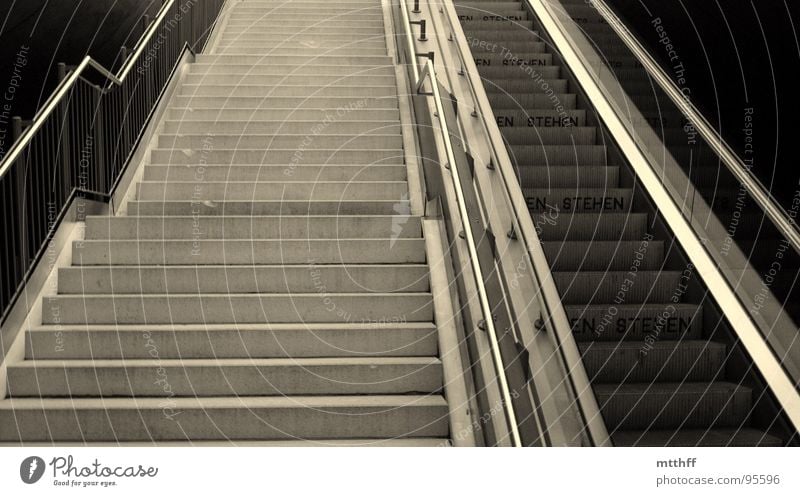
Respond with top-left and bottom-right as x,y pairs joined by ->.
28,459 -> 38,481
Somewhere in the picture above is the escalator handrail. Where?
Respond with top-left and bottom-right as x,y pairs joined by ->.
0,0 -> 206,178
399,0 -> 524,446
579,0 -> 800,254
435,0 -> 611,446
528,0 -> 800,430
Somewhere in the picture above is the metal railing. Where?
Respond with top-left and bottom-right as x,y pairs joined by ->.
0,0 -> 227,322
430,0 -> 610,446
398,0 -> 566,446
526,0 -> 800,430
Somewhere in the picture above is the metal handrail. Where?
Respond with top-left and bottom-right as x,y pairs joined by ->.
434,0 -> 610,446
0,0 -> 184,178
398,0 -> 524,446
528,0 -> 800,430
578,0 -> 800,254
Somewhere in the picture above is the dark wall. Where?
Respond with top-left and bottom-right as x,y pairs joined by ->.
607,0 -> 800,210
0,0 -> 160,157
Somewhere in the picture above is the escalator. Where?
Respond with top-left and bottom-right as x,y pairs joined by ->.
452,0 -> 795,446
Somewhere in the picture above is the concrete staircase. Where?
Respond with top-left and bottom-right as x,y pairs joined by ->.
0,0 -> 452,445
454,0 -> 782,446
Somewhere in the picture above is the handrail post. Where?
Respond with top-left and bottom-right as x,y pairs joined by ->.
91,85 -> 106,193
410,19 -> 428,42
56,62 -> 72,200
11,116 -> 26,272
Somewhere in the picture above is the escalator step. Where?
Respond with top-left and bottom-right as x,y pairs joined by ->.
579,340 -> 726,382
595,382 -> 753,430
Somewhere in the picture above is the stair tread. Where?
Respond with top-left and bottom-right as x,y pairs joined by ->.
29,322 -> 437,332
0,395 -> 448,409
12,357 -> 442,367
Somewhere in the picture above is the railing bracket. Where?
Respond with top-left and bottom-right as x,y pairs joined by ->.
507,224 -> 517,240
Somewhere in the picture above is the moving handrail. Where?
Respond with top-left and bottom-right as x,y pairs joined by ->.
576,0 -> 800,254
526,0 -> 800,429
399,0 -> 525,446
432,0 -> 610,446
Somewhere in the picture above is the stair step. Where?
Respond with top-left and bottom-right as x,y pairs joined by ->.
137,181 -> 407,202
472,52 -> 553,67
163,120 -> 401,135
150,148 -> 404,165
477,65 -> 560,79
488,92 -> 577,110
484,77 -> 568,93
224,20 -> 386,28
26,322 -> 439,359
195,54 -> 393,65
553,270 -> 686,304
492,108 -> 585,127
461,19 -> 535,30
183,74 -> 396,86
612,428 -> 783,447
595,382 -> 753,430
0,396 -> 449,442
457,11 -> 529,22
142,164 -> 407,182
7,357 -> 442,397
541,240 -> 663,271
219,33 -> 387,43
72,238 -> 426,265
58,265 -> 430,294
468,41 -> 547,54
524,188 -> 632,212
536,212 -> 648,241
157,134 -> 402,150
227,14 -> 384,22
128,200 -> 410,215
172,95 -> 398,110
500,126 -> 596,144
220,26 -> 387,36
579,340 -> 726,382
42,293 -> 433,324
215,46 -> 388,56
566,303 -> 703,341
463,29 -> 541,41
189,63 -> 394,76
167,108 -> 400,121
179,84 -> 396,97
230,7 -> 384,15
511,145 -> 606,165
84,215 -> 421,240
518,165 -> 619,188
